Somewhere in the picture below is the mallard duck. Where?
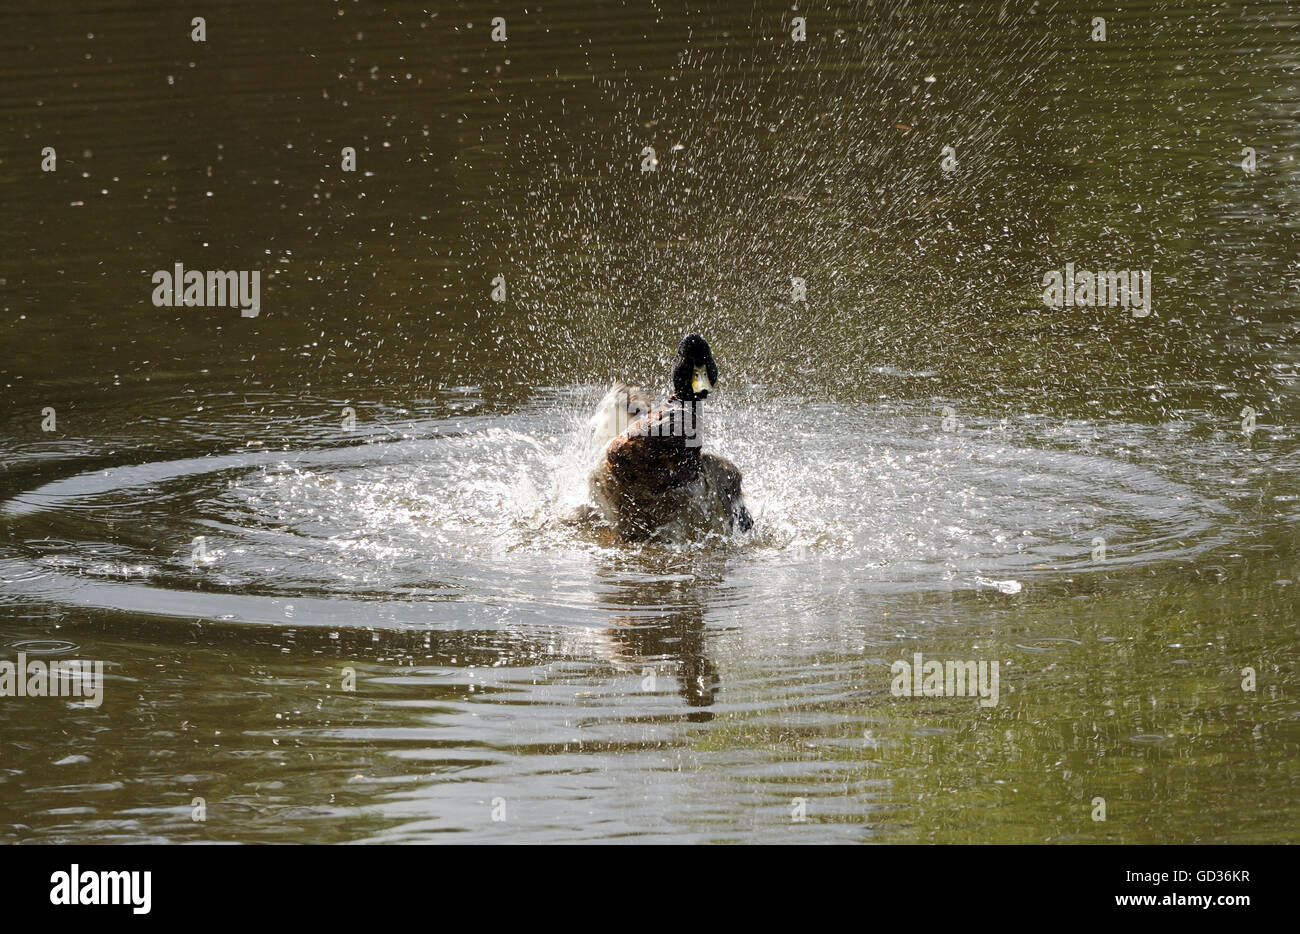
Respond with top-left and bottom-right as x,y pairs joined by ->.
588,334 -> 752,539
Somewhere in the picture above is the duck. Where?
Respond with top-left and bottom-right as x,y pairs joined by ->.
587,334 -> 753,540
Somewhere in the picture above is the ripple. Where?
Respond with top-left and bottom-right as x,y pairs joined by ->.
0,395 -> 1241,629
5,639 -> 80,655
1013,638 -> 1084,652
1129,734 -> 1175,746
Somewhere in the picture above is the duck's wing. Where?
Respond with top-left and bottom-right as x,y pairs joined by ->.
700,452 -> 753,533
589,382 -> 653,450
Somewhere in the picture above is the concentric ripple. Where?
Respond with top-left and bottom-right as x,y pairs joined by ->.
0,391 -> 1236,628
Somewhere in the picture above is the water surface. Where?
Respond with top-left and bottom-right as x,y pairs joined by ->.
1,0 -> 1298,843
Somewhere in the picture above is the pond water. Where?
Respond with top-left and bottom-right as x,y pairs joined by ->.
0,0 -> 1297,842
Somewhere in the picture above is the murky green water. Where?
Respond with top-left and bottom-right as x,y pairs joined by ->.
1,0 -> 1297,843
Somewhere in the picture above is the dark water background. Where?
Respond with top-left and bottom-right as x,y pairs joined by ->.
1,0 -> 1297,842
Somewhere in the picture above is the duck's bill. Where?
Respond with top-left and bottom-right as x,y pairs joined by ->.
691,365 -> 714,395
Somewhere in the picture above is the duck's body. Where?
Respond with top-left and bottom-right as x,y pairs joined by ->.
587,336 -> 752,540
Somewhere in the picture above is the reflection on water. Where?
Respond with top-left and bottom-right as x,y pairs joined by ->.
1,0 -> 1298,843
593,556 -> 723,712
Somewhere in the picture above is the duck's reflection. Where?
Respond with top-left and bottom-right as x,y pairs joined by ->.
591,553 -> 726,717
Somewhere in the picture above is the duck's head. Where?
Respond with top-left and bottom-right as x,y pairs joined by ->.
671,334 -> 719,402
